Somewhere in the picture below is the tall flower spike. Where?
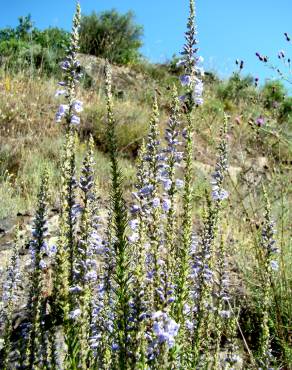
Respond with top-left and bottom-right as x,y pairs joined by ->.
175,111 -> 194,366
145,96 -> 165,312
51,131 -> 78,364
0,229 -> 21,370
212,235 -> 242,369
26,171 -> 50,369
55,2 -> 83,131
105,60 -> 132,369
211,114 -> 229,202
163,85 -> 182,265
69,136 -> 99,368
179,0 -> 204,110
257,190 -> 278,367
129,140 -> 149,367
190,117 -> 229,367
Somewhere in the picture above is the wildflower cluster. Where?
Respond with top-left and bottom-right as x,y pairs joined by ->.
0,1 -> 282,369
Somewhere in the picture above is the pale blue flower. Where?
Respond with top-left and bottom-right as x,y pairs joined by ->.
176,179 -> 184,189
211,187 -> 229,201
39,260 -> 47,270
219,310 -> 231,318
152,311 -> 180,348
129,219 -> 139,231
152,197 -> 160,208
55,90 -> 66,97
85,270 -> 97,281
176,59 -> 186,67
72,100 -> 83,113
70,115 -> 80,125
194,97 -> 204,106
270,260 -> 279,271
69,308 -> 82,319
55,104 -> 69,122
162,199 -> 171,212
180,74 -> 192,86
61,60 -> 71,70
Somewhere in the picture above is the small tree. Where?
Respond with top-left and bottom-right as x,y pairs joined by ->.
79,9 -> 143,65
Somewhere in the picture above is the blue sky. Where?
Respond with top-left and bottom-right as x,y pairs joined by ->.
1,0 -> 291,89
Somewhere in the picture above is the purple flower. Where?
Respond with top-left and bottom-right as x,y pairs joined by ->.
194,97 -> 204,106
129,233 -> 139,243
219,310 -> 231,319
55,104 -> 69,122
211,187 -> 229,201
69,286 -> 83,294
139,184 -> 154,196
176,179 -> 184,189
256,115 -> 265,127
152,311 -> 180,348
196,56 -> 204,63
112,343 -> 119,351
70,115 -> 80,125
61,60 -> 71,70
130,204 -> 140,214
69,308 -> 82,319
270,260 -> 279,271
50,245 -> 57,255
39,260 -> 47,270
162,199 -> 171,212
176,59 -> 186,67
180,74 -> 192,86
152,197 -> 160,208
193,79 -> 203,97
55,90 -> 66,97
161,178 -> 172,191
72,100 -> 83,113
85,270 -> 97,281
129,219 -> 139,231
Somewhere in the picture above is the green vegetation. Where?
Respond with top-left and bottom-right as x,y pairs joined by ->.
80,10 -> 143,65
0,15 -> 69,75
0,2 -> 291,369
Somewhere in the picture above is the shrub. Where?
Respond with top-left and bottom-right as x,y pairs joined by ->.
216,72 -> 257,103
261,80 -> 286,109
278,96 -> 292,122
79,9 -> 143,65
0,15 -> 69,75
31,27 -> 70,50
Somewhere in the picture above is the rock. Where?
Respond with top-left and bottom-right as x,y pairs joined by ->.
256,156 -> 268,170
78,53 -> 145,93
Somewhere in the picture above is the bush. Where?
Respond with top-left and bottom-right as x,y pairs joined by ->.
31,27 -> 70,51
278,96 -> 292,122
216,72 -> 256,103
79,9 -> 143,65
261,80 -> 286,109
0,15 -> 69,75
